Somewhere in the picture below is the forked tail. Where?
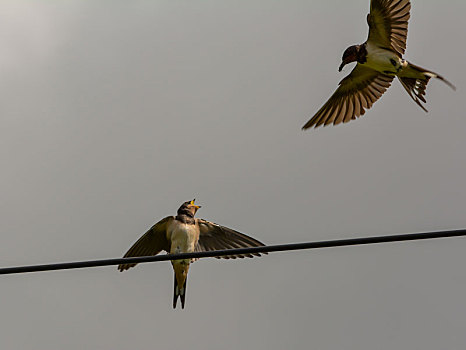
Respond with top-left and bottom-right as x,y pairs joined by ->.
398,62 -> 455,112
173,273 -> 187,309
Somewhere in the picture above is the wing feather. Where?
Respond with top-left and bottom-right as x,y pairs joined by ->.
344,95 -> 354,123
303,64 -> 394,129
118,216 -> 173,271
367,0 -> 411,57
353,93 -> 362,118
196,219 -> 266,259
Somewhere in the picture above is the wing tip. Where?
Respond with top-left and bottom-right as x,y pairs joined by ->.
117,263 -> 135,272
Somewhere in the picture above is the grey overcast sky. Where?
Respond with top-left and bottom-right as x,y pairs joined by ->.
0,1 -> 465,349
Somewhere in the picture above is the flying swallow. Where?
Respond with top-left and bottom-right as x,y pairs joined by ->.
118,200 -> 266,309
302,0 -> 455,129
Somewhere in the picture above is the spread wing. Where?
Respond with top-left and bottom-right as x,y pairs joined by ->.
195,219 -> 266,259
367,0 -> 411,57
302,64 -> 394,129
118,216 -> 173,271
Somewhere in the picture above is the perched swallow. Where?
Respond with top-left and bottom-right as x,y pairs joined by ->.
118,200 -> 266,309
302,0 -> 455,129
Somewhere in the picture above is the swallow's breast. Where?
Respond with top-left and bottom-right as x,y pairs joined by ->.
365,42 -> 401,74
168,222 -> 199,255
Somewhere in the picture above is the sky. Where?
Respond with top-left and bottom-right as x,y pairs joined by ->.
0,1 -> 465,349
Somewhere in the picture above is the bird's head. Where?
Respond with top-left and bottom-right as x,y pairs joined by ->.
177,199 -> 201,217
339,45 -> 361,72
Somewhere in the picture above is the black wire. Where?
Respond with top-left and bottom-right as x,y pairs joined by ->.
1,229 -> 465,276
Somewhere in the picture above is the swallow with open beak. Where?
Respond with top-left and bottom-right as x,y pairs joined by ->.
302,0 -> 455,129
118,199 -> 266,309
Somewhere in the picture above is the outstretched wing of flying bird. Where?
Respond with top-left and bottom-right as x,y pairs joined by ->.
303,65 -> 394,129
367,0 -> 411,57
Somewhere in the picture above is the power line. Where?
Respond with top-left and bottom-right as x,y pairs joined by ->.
1,228 -> 465,276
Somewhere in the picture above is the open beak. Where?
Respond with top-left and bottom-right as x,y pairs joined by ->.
190,199 -> 201,210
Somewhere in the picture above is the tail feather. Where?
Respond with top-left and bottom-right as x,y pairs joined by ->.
414,62 -> 455,89
434,73 -> 456,91
173,276 -> 179,309
398,76 -> 429,112
172,273 -> 187,309
398,62 -> 455,112
180,277 -> 187,309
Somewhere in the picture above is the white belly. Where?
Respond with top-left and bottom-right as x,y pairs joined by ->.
365,43 -> 402,74
168,222 -> 199,255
